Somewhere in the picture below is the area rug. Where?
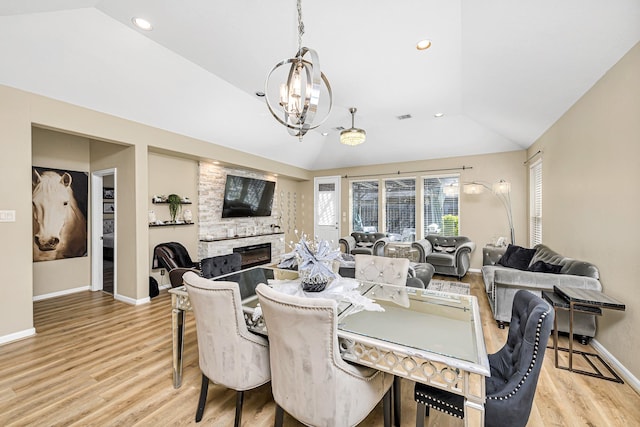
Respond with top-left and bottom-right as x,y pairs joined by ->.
426,280 -> 470,295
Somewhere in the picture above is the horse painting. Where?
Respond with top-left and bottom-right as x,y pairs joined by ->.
32,168 -> 88,261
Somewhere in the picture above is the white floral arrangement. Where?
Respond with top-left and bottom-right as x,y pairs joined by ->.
278,232 -> 342,288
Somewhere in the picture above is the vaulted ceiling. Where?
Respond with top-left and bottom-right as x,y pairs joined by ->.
1,0 -> 638,170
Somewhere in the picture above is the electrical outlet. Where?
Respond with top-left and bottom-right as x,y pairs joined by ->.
160,269 -> 165,276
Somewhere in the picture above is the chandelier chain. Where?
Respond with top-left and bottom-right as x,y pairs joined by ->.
297,0 -> 305,56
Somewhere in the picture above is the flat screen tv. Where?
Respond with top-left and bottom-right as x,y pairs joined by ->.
222,175 -> 276,218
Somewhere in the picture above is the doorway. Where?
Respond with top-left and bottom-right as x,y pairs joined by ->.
91,169 -> 117,295
314,176 -> 341,244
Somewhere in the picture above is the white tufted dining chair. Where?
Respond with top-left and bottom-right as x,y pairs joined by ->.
183,272 -> 271,426
255,283 -> 393,427
355,254 -> 410,286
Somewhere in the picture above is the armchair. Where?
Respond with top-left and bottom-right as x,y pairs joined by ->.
339,232 -> 388,255
412,235 -> 475,278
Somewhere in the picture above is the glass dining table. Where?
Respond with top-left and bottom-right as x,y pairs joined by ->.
169,266 -> 490,426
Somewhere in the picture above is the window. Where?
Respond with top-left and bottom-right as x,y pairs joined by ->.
530,160 -> 542,246
351,180 -> 379,232
423,175 -> 459,236
316,183 -> 336,226
384,178 -> 416,240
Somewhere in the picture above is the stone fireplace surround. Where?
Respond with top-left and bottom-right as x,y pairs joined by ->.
197,163 -> 285,263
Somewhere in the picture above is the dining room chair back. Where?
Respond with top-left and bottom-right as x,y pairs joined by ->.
354,254 -> 410,286
255,283 -> 393,427
414,289 -> 554,427
183,272 -> 270,426
199,252 -> 242,279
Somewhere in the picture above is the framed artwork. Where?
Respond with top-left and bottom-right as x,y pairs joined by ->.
103,187 -> 114,199
103,202 -> 115,214
32,166 -> 88,261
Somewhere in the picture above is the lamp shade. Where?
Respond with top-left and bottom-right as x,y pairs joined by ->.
492,180 -> 511,194
463,183 -> 484,195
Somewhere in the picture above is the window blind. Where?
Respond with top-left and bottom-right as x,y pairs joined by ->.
530,160 -> 542,246
423,175 -> 460,237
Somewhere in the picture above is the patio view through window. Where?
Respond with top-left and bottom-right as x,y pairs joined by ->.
350,174 -> 459,240
424,176 -> 459,237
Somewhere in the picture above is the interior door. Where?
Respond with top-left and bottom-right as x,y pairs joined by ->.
314,176 -> 341,246
91,169 -> 116,296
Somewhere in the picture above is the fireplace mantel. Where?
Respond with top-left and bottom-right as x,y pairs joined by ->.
199,232 -> 283,243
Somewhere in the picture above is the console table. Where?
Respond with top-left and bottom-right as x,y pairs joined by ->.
542,285 -> 625,383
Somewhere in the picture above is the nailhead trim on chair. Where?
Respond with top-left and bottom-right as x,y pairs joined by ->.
487,309 -> 550,401
414,390 -> 464,419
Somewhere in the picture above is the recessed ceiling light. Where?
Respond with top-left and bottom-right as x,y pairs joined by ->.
321,132 -> 328,136
255,91 -> 265,97
434,112 -> 444,118
131,17 -> 153,31
416,39 -> 432,50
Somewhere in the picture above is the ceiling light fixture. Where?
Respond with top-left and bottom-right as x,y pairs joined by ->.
131,17 -> 153,31
434,112 -> 444,118
416,39 -> 432,50
264,0 -> 332,141
340,108 -> 366,146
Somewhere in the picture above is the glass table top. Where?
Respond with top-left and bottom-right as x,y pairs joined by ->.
339,283 -> 480,364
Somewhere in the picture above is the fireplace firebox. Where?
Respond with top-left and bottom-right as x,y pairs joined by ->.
233,243 -> 272,269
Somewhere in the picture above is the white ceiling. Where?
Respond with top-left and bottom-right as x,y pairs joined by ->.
1,0 -> 638,170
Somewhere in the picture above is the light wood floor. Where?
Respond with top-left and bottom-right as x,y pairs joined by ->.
1,274 -> 639,426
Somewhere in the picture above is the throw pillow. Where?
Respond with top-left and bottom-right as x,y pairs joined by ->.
498,244 -> 536,271
434,245 -> 456,253
528,260 -> 562,274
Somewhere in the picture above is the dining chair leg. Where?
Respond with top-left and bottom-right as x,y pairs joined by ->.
393,376 -> 401,426
195,374 -> 209,422
415,402 -> 427,427
274,404 -> 284,427
383,387 -> 392,427
234,390 -> 244,427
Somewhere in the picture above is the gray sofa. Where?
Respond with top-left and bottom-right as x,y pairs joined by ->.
411,235 -> 476,278
339,232 -> 388,255
482,244 -> 601,343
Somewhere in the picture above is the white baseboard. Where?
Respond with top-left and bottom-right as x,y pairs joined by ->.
115,293 -> 150,306
591,339 -> 640,393
0,327 -> 36,345
468,268 -> 481,273
159,284 -> 171,290
32,286 -> 90,301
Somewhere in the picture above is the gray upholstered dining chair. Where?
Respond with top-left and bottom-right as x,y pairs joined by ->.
414,290 -> 554,427
255,283 -> 394,427
183,272 -> 271,426
354,254 -> 410,286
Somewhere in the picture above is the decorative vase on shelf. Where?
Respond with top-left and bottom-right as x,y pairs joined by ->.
183,209 -> 193,223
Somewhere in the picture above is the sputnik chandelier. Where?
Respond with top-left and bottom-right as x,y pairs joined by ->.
264,0 -> 333,141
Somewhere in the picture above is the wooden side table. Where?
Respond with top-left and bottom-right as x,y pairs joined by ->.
542,285 -> 625,383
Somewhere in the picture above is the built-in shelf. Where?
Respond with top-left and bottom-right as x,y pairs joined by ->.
151,200 -> 192,204
199,232 -> 284,242
149,222 -> 195,228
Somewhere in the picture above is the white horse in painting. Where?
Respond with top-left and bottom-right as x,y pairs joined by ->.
32,170 -> 87,261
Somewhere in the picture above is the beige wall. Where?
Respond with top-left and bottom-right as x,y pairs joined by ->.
148,152 -> 199,286
32,128 -> 92,296
528,42 -> 640,378
311,150 -> 527,269
90,140 -> 138,299
0,86 -> 33,339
